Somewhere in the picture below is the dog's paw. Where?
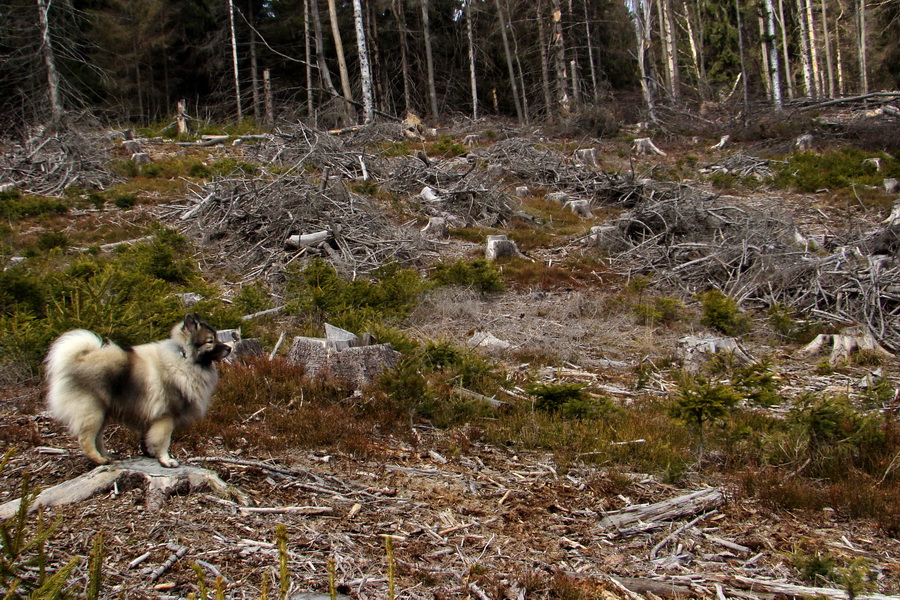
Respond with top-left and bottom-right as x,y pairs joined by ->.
158,456 -> 180,468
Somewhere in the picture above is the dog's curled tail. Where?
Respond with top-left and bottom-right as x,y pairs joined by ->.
45,330 -> 126,421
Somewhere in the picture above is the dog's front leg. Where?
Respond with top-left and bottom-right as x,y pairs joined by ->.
144,416 -> 179,467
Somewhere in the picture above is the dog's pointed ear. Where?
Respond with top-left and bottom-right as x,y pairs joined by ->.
183,314 -> 198,331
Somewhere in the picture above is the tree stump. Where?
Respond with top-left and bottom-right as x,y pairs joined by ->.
485,235 -> 520,260
545,192 -> 569,204
632,137 -> 666,156
565,199 -> 593,218
677,336 -> 754,372
288,324 -> 399,388
421,216 -> 449,239
0,457 -> 248,519
796,326 -> 893,365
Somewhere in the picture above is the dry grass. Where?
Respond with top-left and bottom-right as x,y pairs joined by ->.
183,357 -> 409,458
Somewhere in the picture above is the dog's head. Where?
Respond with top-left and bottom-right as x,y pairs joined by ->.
174,313 -> 232,367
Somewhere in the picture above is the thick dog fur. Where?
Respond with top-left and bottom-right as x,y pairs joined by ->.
44,314 -> 231,467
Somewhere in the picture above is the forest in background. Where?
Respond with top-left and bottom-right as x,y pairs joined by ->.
1,0 -> 899,131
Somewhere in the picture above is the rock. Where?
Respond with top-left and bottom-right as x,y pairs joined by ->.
420,186 -> 441,202
884,178 -> 898,193
574,148 -> 598,166
793,133 -> 814,151
515,185 -> 530,197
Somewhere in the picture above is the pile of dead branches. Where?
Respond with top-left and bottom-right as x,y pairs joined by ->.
166,173 -> 424,282
599,182 -> 900,349
0,130 -> 119,195
242,123 -> 364,180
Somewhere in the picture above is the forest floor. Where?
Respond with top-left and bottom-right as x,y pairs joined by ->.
1,110 -> 900,599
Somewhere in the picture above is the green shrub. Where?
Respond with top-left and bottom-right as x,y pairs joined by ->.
112,192 -> 138,209
426,136 -> 467,158
525,382 -> 587,413
774,148 -> 900,193
698,289 -> 752,336
669,372 -> 740,458
0,190 -> 68,221
430,259 -> 504,294
634,296 -> 684,326
768,303 -> 825,344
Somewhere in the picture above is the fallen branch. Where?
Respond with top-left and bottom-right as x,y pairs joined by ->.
599,487 -> 725,532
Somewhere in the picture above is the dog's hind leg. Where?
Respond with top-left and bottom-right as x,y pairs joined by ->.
74,411 -> 112,465
144,416 -> 178,468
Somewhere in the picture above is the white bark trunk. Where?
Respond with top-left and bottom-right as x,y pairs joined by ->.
806,0 -> 823,96
36,0 -> 64,124
227,0 -> 242,121
764,0 -> 783,109
797,0 -> 815,96
352,0 -> 374,123
632,0 -> 656,121
551,0 -> 570,115
465,1 -> 478,119
821,0 -> 835,96
857,0 -> 868,93
583,0 -> 600,102
304,0 -> 315,118
758,15 -> 772,99
537,1 -> 554,115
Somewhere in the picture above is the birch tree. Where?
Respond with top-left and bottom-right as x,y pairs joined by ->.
821,0 -> 835,96
777,0 -> 794,99
551,0 -> 570,115
465,0 -> 478,119
630,0 -> 657,122
857,0 -> 868,93
763,0 -> 783,109
36,0 -> 63,124
352,0 -> 373,123
536,1 -> 555,115
797,0 -> 815,96
227,0 -> 242,121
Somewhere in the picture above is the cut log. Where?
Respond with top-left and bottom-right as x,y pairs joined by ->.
796,326 -> 893,365
285,230 -> 332,249
598,487 -> 724,531
0,457 -> 248,519
729,575 -> 900,600
632,137 -> 666,156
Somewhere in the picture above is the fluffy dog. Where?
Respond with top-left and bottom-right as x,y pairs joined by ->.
44,314 -> 231,467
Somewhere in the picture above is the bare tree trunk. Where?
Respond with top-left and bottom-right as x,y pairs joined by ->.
777,0 -> 795,99
583,0 -> 600,102
327,0 -> 353,110
227,0 -> 242,121
537,1 -> 554,116
310,0 -> 342,109
36,0 -> 63,124
391,0 -> 412,114
857,0 -> 868,93
797,0 -> 815,96
509,14 -> 531,122
465,0 -> 478,119
806,0 -> 823,96
681,0 -> 704,97
656,0 -> 680,99
551,0 -> 570,116
304,0 -> 315,118
764,0 -> 783,109
632,0 -> 657,122
263,69 -> 274,128
835,0 -> 846,94
758,14 -> 772,99
352,0 -> 373,123
421,0 -> 439,118
821,0 -> 835,96
248,2 -> 260,120
735,0 -> 750,121
496,0 -> 524,122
